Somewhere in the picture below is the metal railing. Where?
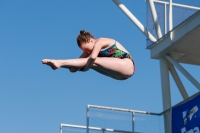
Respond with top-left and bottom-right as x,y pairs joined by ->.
60,124 -> 135,133
146,0 -> 200,47
86,105 -> 170,133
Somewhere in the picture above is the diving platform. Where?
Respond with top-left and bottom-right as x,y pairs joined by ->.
148,10 -> 200,65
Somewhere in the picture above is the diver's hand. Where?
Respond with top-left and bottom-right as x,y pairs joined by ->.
79,67 -> 89,72
69,67 -> 78,73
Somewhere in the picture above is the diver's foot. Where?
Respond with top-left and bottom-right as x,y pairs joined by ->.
42,59 -> 61,70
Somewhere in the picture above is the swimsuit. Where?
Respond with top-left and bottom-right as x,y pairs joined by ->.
98,40 -> 135,79
98,40 -> 135,66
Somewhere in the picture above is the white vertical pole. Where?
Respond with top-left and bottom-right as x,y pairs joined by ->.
132,112 -> 134,133
165,55 -> 200,91
164,3 -> 167,34
112,0 -> 157,42
60,124 -> 62,133
160,57 -> 171,133
169,0 -> 173,31
86,105 -> 89,133
168,62 -> 189,99
147,0 -> 162,38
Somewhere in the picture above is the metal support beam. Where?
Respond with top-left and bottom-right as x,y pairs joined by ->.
169,0 -> 173,31
132,113 -> 135,133
164,3 -> 167,34
165,55 -> 200,91
112,0 -> 157,42
86,105 -> 89,133
169,0 -> 173,40
60,124 -> 62,133
160,57 -> 171,133
168,62 -> 189,99
147,0 -> 162,38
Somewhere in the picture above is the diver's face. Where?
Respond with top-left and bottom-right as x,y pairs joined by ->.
80,39 -> 95,54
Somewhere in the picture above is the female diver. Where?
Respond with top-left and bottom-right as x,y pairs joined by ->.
42,30 -> 135,80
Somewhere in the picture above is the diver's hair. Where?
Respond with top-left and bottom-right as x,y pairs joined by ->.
77,30 -> 95,47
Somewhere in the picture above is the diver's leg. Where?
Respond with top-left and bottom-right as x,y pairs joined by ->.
91,57 -> 134,79
42,58 -> 88,70
42,57 -> 134,79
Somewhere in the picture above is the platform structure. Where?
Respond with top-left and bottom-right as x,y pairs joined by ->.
60,91 -> 200,133
112,0 -> 200,133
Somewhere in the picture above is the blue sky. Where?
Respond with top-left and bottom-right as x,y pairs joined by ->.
0,0 -> 199,133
